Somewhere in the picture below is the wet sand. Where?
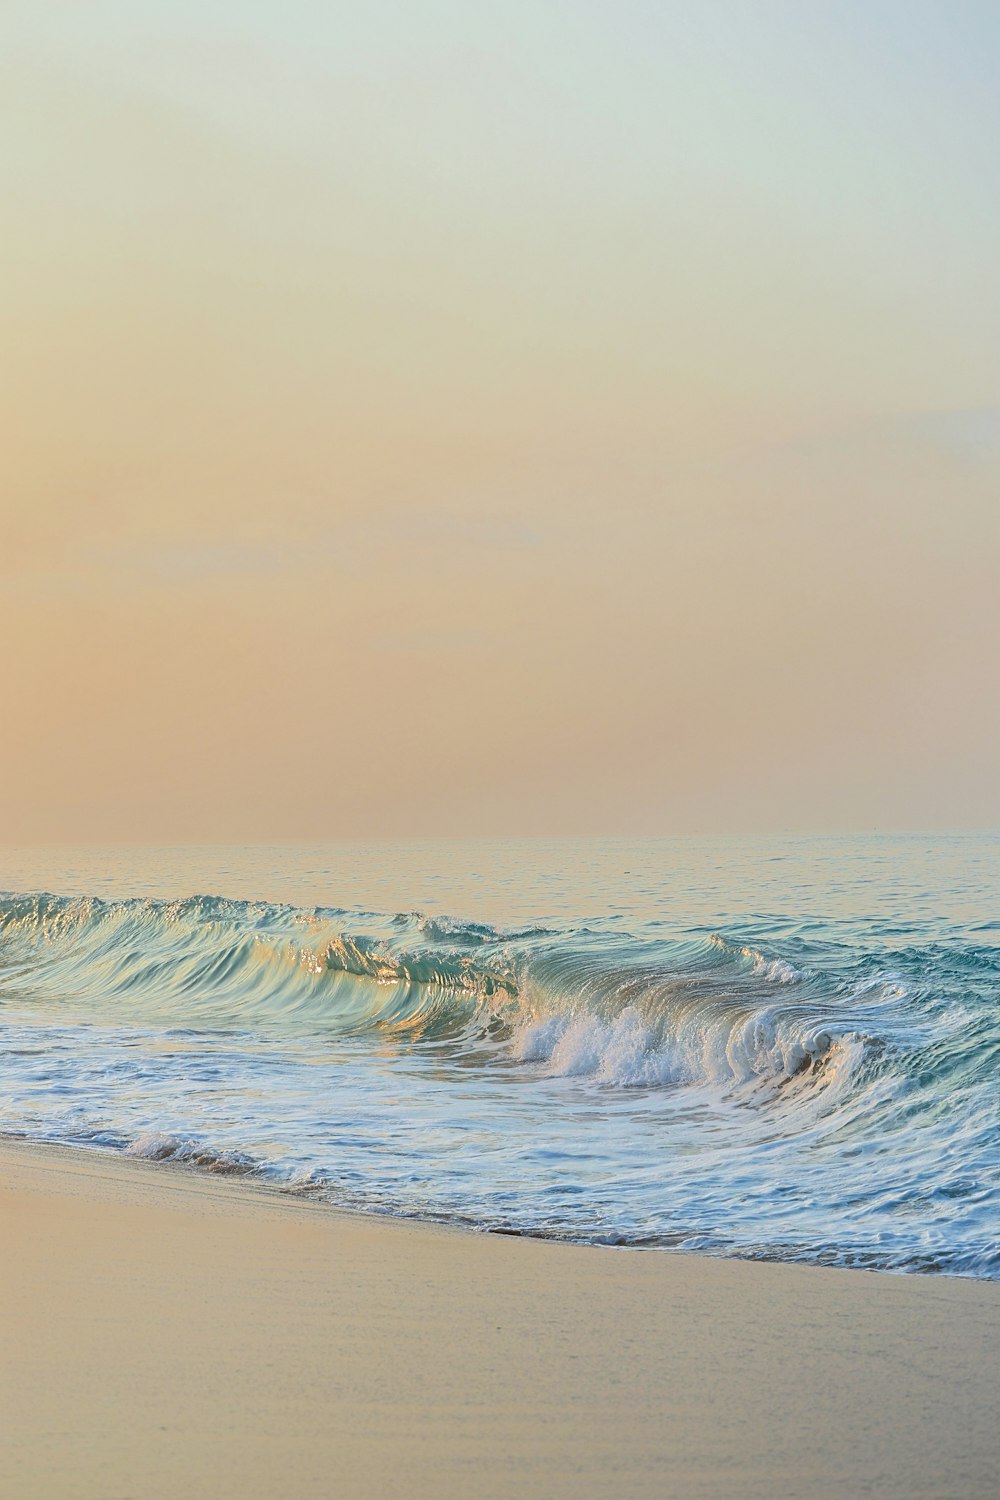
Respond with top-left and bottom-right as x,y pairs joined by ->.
2,1138 -> 999,1499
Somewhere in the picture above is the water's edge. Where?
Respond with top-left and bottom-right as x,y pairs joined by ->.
2,837 -> 997,1279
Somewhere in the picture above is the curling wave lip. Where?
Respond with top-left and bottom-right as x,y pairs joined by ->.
0,857 -> 997,1278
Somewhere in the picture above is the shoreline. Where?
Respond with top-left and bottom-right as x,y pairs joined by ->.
3,1139 -> 1000,1498
1,1129 -> 994,1276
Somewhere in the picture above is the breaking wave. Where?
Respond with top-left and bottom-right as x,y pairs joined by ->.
0,891 -> 867,1096
1,874 -> 997,1277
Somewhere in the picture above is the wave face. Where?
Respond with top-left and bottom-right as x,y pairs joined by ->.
1,836 -> 998,1276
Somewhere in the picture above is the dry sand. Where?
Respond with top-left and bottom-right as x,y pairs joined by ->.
2,1139 -> 999,1500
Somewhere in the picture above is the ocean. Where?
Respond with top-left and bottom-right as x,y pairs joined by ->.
1,835 -> 997,1276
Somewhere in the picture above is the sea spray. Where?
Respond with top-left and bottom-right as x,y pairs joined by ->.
1,834 -> 997,1275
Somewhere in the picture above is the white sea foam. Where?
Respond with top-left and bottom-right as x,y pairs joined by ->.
512,1002 -> 847,1091
2,854 -> 997,1278
706,934 -> 804,985
742,947 -> 803,985
125,1131 -> 180,1161
125,1132 -> 254,1174
515,1007 -> 680,1086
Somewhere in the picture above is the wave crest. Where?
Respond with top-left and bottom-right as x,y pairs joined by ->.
0,890 -> 864,1098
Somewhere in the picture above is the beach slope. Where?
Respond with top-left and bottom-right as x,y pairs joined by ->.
2,1140 -> 998,1500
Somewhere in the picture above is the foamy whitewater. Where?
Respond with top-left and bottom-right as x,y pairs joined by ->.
1,837 -> 998,1275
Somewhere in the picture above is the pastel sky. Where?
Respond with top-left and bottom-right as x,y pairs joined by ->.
3,1 -> 998,840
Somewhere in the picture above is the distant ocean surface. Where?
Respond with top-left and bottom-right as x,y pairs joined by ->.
1,836 -> 998,1277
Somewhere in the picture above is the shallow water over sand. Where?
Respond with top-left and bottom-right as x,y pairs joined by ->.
1,835 -> 998,1274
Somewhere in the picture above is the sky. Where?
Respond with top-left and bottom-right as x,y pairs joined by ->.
2,0 -> 998,840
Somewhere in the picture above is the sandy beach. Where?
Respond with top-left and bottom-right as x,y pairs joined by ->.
1,1139 -> 998,1500
6,0 -> 999,1489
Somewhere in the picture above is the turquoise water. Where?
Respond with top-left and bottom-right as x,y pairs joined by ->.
1,836 -> 997,1275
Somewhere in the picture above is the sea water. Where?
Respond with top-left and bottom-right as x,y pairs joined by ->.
0,835 -> 997,1275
